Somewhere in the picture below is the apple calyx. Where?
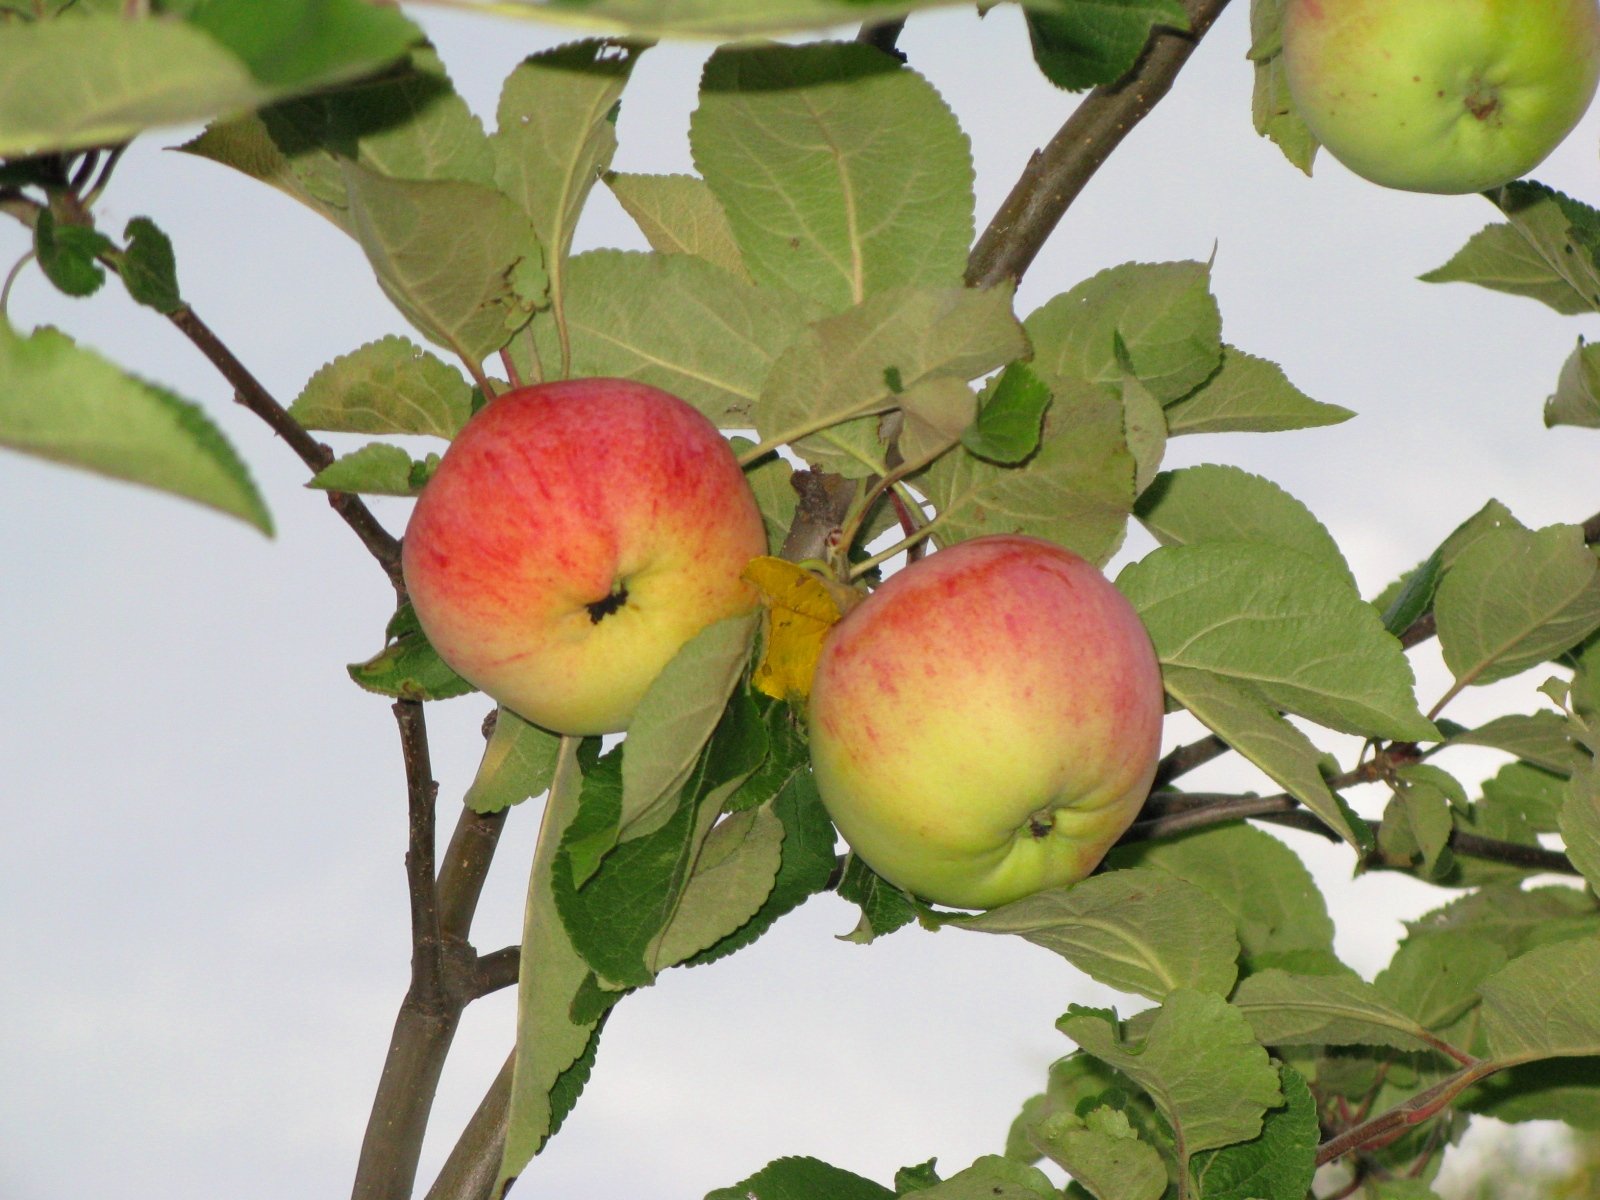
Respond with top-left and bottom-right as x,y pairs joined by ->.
586,583 -> 630,624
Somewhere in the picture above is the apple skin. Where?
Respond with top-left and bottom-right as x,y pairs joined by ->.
807,535 -> 1164,910
1282,0 -> 1600,194
402,379 -> 766,736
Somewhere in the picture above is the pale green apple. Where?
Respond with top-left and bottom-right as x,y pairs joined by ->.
403,378 -> 766,736
1282,0 -> 1600,193
807,535 -> 1164,910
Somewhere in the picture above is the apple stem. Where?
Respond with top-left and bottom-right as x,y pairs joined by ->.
499,347 -> 524,390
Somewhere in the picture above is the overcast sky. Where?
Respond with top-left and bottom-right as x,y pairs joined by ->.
3,4 -> 1598,1197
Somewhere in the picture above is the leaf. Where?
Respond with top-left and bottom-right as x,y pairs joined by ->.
1375,929 -> 1508,1031
1231,969 -> 1443,1055
1479,760 -> 1569,832
620,613 -> 758,837
1407,884 -> 1600,960
118,217 -> 182,313
756,284 -> 1026,475
733,439 -> 797,555
836,854 -> 921,943
1036,1114 -> 1166,1200
0,323 -> 272,533
1481,935 -> 1600,1064
34,208 -> 111,297
347,603 -> 475,701
1448,711 -> 1585,776
461,0 -> 1038,38
1134,464 -> 1353,588
1163,346 -> 1350,435
1025,0 -> 1189,91
956,867 -> 1240,1001
1420,223 -> 1596,315
1188,1062 -> 1317,1200
1434,524 -> 1600,693
1561,761 -> 1600,894
493,38 -> 643,335
1118,541 -> 1437,741
651,804 -> 784,970
1483,181 -> 1600,315
705,1156 -> 893,1200
605,171 -> 750,280
341,162 -> 546,366
1546,338 -> 1600,429
1159,667 -> 1359,846
464,707 -> 563,814
1027,260 -> 1222,404
913,1156 -> 1057,1200
920,374 -> 1135,565
307,442 -> 425,496
691,41 -> 974,313
529,249 -> 806,428
961,361 -> 1051,464
290,335 -> 473,438
1060,991 -> 1283,1158
1119,371 -> 1167,495
743,556 -> 852,703
1378,765 -> 1457,876
0,1 -> 416,156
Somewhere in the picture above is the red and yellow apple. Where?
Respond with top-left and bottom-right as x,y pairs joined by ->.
807,535 -> 1164,910
402,378 -> 766,736
1282,0 -> 1600,194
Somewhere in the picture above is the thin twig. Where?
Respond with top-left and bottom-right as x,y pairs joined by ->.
1316,1060 -> 1500,1168
1150,734 -> 1229,789
424,1053 -> 515,1200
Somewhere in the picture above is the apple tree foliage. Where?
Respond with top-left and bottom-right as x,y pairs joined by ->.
5,1 -> 1600,1199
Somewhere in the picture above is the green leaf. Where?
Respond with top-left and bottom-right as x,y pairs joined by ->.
1134,464 -> 1353,588
1374,929 -> 1508,1031
1378,549 -> 1443,639
0,323 -> 271,533
119,217 -> 182,313
912,1156 -> 1056,1200
894,1160 -> 941,1193
706,1156 -> 893,1200
1119,541 -> 1436,741
896,377 -> 976,465
1407,884 -> 1600,960
0,2 -> 415,157
651,804 -> 784,970
1028,260 -> 1221,404
347,603 -> 474,701
836,855 -> 921,943
605,171 -> 750,280
1420,223 -> 1596,315
1189,1063 -> 1317,1200
1036,1113 -> 1166,1200
1483,181 -> 1600,315
290,335 -> 473,438
1546,338 -> 1600,429
691,41 -> 974,313
1448,711 -> 1585,777
34,208 -> 111,297
492,38 -> 643,337
529,249 -> 807,428
1230,970 -> 1443,1055
341,161 -> 546,365
1462,1056 -> 1600,1130
960,361 -> 1051,465
1481,935 -> 1600,1064
1435,524 -> 1600,694
1025,0 -> 1189,91
956,867 -> 1240,1001
1561,760 -> 1600,894
1378,767 -> 1456,876
307,441 -> 423,496
1060,991 -> 1283,1158
1248,5 -> 1318,175
1163,346 -> 1350,435
1119,370 -> 1167,495
757,284 -> 1026,475
1480,760 -> 1569,833
733,439 -> 798,556
920,374 -> 1135,565
464,707 -> 563,814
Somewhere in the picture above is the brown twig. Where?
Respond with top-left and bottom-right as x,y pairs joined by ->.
424,1053 -> 515,1200
1316,1060 -> 1500,1168
1150,734 -> 1230,789
966,0 -> 1233,289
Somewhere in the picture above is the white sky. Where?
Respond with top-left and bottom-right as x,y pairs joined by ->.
3,4 -> 1598,1197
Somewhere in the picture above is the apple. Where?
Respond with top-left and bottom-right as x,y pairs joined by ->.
807,535 -> 1164,910
402,378 -> 766,736
1282,0 -> 1600,194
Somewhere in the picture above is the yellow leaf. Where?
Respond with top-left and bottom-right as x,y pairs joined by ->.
742,556 -> 860,703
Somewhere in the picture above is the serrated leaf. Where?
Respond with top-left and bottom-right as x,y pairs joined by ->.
465,707 -> 563,814
1435,524 -> 1600,695
1420,222 -> 1596,315
1135,464 -> 1353,588
0,323 -> 271,533
1374,929 -> 1508,1031
1025,0 -> 1189,91
34,208 -> 111,297
651,804 -> 784,970
1448,712 -> 1584,776
1407,884 -> 1600,959
1060,990 -> 1282,1158
1038,1118 -> 1166,1200
1484,181 -> 1600,314
920,374 -> 1134,565
1481,935 -> 1600,1064
290,335 -> 473,438
691,41 -> 974,313
913,1156 -> 1056,1200
606,171 -> 750,280
1163,346 -> 1349,435
119,216 -> 182,313
347,603 -> 475,701
1379,766 -> 1456,875
528,249 -> 807,427
341,162 -> 546,365
1248,6 -> 1318,175
1119,541 -> 1436,741
836,854 -> 921,943
706,1155 -> 893,1200
1028,260 -> 1221,404
1562,761 -> 1600,893
756,284 -> 1025,475
1546,338 -> 1600,429
1231,969 -> 1444,1056
1188,1063 -> 1317,1200
307,441 -> 421,496
1119,370 -> 1166,494
961,361 -> 1051,464
1480,760 -> 1570,832
957,868 -> 1240,1001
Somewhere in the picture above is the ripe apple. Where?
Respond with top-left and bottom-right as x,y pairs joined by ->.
807,535 -> 1164,910
402,378 -> 766,736
1281,0 -> 1600,194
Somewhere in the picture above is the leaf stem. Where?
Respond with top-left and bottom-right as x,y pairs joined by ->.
1315,1059 -> 1500,1168
848,513 -> 946,580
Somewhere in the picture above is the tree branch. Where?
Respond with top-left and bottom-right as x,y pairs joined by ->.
966,0 -> 1233,289
1316,1059 -> 1500,1168
423,1053 -> 515,1200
